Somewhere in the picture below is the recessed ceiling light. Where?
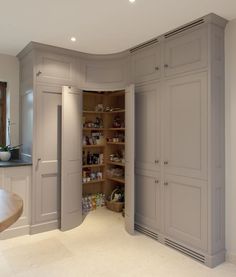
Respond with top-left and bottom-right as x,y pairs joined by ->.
129,0 -> 135,3
70,37 -> 76,42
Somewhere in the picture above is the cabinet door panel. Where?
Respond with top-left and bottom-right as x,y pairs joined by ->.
35,85 -> 62,223
61,86 -> 83,231
135,82 -> 161,172
164,28 -> 208,76
36,52 -> 77,85
125,84 -> 135,235
164,175 -> 207,250
163,73 -> 207,179
132,45 -> 161,83
2,167 -> 31,229
135,170 -> 161,232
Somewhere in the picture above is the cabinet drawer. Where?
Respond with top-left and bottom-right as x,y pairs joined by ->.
132,44 -> 161,84
164,27 -> 208,76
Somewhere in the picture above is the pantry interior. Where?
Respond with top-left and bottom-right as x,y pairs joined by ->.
82,90 -> 126,214
61,85 -> 134,232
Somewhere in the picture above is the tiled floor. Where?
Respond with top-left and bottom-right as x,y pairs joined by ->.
0,208 -> 236,277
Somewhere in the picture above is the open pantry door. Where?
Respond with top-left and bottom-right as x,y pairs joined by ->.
61,86 -> 83,231
125,84 -> 135,235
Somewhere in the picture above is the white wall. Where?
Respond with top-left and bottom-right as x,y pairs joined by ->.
0,54 -> 19,146
225,18 -> 236,264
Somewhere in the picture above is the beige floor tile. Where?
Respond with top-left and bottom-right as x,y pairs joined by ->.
0,207 -> 236,277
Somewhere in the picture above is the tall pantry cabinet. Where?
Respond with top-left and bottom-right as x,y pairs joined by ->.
18,13 -> 226,268
18,44 -> 134,234
133,14 -> 226,267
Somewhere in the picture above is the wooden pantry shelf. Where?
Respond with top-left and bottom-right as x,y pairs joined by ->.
83,179 -> 105,185
82,164 -> 105,169
83,145 -> 105,148
83,128 -> 106,131
107,128 -> 125,131
83,109 -> 125,114
83,111 -> 104,114
106,109 -> 125,114
107,142 -> 125,145
106,177 -> 125,184
106,161 -> 125,167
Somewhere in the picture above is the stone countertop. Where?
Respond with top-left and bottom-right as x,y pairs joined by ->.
0,160 -> 32,167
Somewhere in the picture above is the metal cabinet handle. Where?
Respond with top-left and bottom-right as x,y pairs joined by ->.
155,180 -> 159,184
155,160 -> 159,164
36,71 -> 42,77
164,64 -> 169,68
164,161 -> 168,165
164,182 -> 168,186
155,66 -> 159,71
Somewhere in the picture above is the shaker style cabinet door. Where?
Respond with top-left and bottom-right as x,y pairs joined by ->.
35,85 -> 62,224
61,86 -> 83,231
131,44 -> 161,84
135,82 -> 161,172
163,72 -> 208,180
163,174 -> 207,251
164,27 -> 208,77
135,170 -> 161,232
35,52 -> 77,85
125,84 -> 135,235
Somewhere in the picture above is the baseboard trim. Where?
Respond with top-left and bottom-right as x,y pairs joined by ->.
226,252 -> 236,265
30,220 -> 59,235
205,250 -> 226,268
0,225 -> 30,239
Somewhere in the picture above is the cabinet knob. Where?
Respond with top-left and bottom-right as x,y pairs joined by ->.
164,64 -> 169,68
155,160 -> 159,164
164,182 -> 168,186
155,66 -> 159,71
36,71 -> 42,77
164,161 -> 168,165
155,180 -> 159,184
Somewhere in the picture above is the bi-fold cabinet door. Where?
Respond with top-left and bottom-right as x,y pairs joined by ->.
61,85 -> 135,234
61,86 -> 83,231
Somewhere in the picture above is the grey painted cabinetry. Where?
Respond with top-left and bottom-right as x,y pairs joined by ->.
18,13 -> 226,268
163,27 -> 208,76
131,44 -> 161,83
18,43 -> 132,234
134,15 -> 226,267
36,51 -> 78,85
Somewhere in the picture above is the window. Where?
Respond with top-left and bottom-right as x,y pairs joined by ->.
0,82 -> 7,145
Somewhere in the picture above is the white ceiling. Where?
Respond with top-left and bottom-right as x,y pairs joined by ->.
1,0 -> 236,56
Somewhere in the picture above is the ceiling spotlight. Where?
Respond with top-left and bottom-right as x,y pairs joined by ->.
70,37 -> 76,42
129,0 -> 135,3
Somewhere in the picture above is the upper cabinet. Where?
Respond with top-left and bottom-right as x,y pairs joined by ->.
35,51 -> 78,86
163,27 -> 208,77
131,44 -> 161,84
80,54 -> 130,90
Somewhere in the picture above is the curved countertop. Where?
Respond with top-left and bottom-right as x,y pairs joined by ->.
0,189 -> 23,232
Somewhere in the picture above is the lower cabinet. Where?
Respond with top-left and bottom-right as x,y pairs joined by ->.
163,174 -> 207,251
135,171 -> 208,251
0,166 -> 32,238
135,169 -> 161,232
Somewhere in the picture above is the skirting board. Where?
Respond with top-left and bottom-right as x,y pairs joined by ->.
226,253 -> 236,265
0,225 -> 30,240
30,220 -> 59,235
